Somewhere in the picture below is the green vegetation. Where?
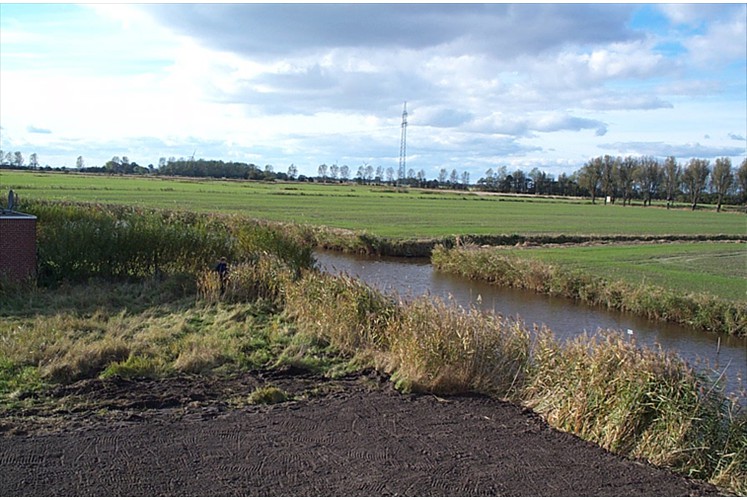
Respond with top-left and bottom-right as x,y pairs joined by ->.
2,170 -> 745,239
432,245 -> 747,336
248,385 -> 289,405
0,200 -> 744,493
462,242 -> 746,301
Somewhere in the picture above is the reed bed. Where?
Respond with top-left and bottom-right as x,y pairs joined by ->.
24,200 -> 314,286
431,246 -> 747,336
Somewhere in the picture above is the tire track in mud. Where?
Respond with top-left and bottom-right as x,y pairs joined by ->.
1,376 -> 719,496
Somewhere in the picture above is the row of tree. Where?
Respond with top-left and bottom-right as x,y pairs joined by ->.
2,150 -> 745,208
576,155 -> 746,211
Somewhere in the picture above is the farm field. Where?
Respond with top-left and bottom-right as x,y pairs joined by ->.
2,170 -> 745,239
486,242 -> 747,301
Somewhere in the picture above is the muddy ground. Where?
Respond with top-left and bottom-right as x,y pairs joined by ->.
0,369 -> 719,496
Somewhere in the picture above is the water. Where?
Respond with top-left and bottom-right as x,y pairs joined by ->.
315,251 -> 747,400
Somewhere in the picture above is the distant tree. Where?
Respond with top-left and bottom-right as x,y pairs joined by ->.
329,164 -> 339,180
364,164 -> 374,183
483,168 -> 495,190
737,158 -> 747,204
287,164 -> 298,180
417,169 -> 426,185
512,169 -> 527,193
616,156 -> 637,206
385,166 -> 394,184
600,155 -> 618,204
375,166 -> 384,183
318,164 -> 328,182
711,157 -> 733,212
0,150 -> 4,165
3,152 -> 12,165
76,156 -> 85,170
438,168 -> 448,184
579,157 -> 602,203
28,153 -> 39,169
340,165 -> 349,181
263,164 -> 275,181
682,158 -> 710,210
662,156 -> 680,209
461,171 -> 470,188
13,151 -> 24,167
407,168 -> 415,180
636,156 -> 661,207
449,169 -> 459,185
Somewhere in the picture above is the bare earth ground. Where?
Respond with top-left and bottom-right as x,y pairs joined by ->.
0,370 -> 718,496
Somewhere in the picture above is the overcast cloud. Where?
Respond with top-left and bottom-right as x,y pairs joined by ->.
0,3 -> 745,179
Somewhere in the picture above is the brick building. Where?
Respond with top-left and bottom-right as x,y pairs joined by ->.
0,210 -> 37,282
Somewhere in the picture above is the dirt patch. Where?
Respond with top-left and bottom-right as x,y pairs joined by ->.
0,370 -> 719,496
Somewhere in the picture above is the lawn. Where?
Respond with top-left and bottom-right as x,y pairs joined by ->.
486,242 -> 747,301
2,170 -> 745,239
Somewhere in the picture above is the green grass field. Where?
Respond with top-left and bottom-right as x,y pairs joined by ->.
483,242 -> 747,301
2,170 -> 745,238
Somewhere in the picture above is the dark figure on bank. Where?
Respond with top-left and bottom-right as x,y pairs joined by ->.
215,257 -> 229,294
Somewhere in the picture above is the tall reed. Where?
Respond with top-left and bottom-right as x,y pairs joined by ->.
523,330 -> 745,492
24,200 -> 314,285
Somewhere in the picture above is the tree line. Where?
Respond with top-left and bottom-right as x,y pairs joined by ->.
2,149 -> 745,208
576,155 -> 746,211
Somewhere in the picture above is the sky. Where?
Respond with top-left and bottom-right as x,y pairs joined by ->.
1,2 -> 745,180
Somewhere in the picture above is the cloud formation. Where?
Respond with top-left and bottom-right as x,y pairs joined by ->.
0,3 -> 744,178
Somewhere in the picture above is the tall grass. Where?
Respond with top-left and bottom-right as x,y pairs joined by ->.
25,200 -> 314,285
523,331 -> 746,492
431,246 -> 747,337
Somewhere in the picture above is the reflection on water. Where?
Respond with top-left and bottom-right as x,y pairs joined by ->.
316,251 -> 746,399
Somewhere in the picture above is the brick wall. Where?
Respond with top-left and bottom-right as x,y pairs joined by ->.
0,215 -> 37,282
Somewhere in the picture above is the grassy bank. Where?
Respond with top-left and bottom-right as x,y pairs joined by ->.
432,245 -> 747,337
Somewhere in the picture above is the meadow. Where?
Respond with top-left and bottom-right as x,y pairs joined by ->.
469,242 -> 747,302
2,170 -> 745,238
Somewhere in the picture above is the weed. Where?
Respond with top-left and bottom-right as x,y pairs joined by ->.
248,385 -> 289,405
100,355 -> 165,379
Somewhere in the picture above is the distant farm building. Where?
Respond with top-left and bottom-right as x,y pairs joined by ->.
0,206 -> 37,282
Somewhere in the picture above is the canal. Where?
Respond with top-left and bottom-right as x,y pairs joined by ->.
316,251 -> 746,400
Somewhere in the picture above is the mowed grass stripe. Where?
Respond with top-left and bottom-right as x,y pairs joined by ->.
2,170 -> 746,238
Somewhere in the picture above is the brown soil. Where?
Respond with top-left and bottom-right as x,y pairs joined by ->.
0,369 -> 719,496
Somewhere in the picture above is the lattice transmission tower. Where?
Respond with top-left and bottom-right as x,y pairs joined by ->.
397,101 -> 408,184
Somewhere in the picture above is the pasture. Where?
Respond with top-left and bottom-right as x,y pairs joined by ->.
1,170 -> 745,238
485,242 -> 747,302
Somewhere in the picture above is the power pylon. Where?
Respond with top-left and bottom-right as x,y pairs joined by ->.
397,102 -> 408,184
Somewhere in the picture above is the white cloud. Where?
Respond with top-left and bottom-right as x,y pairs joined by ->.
1,4 -> 744,177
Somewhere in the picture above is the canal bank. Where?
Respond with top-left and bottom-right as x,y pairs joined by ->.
315,251 -> 746,401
